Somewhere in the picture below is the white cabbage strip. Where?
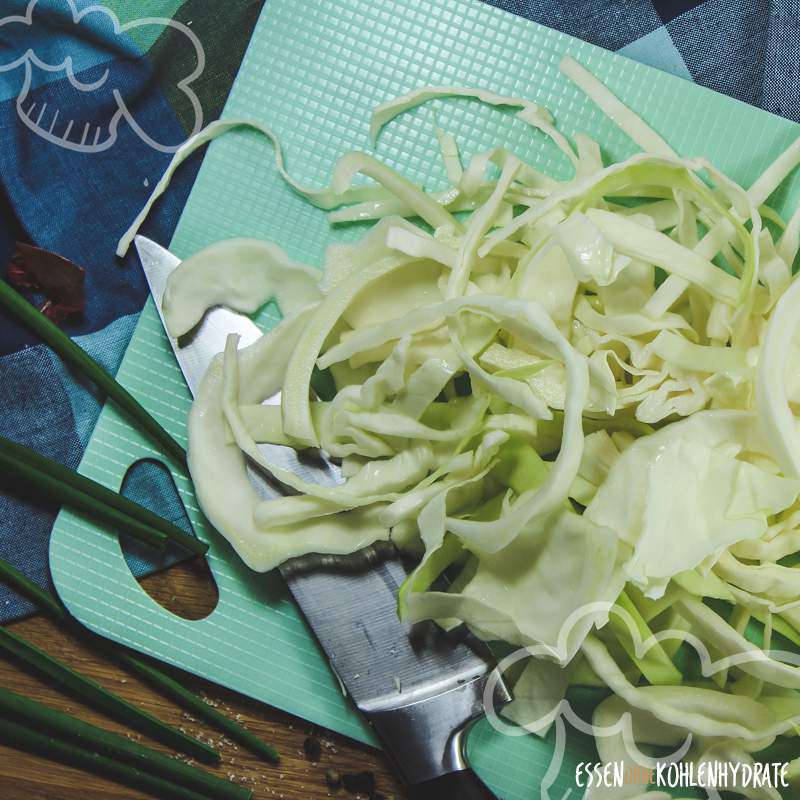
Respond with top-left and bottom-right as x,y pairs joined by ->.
120,54 -> 800,795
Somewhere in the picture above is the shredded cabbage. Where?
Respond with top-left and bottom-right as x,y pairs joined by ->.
120,53 -> 800,796
163,238 -> 321,338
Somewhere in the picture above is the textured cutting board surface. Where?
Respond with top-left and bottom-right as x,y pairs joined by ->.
50,1 -> 800,797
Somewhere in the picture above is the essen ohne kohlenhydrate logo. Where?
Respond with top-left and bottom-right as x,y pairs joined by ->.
481,601 -> 798,799
0,0 -> 204,152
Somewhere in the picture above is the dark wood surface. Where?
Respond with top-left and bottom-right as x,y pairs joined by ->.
0,559 -> 408,800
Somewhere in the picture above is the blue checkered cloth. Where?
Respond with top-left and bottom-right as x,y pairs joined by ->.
0,0 -> 796,621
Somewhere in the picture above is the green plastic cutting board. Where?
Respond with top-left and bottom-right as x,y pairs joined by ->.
50,1 -> 800,797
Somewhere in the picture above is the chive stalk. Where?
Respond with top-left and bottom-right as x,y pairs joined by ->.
0,558 -> 279,763
0,446 -> 168,551
0,688 -> 251,800
0,278 -> 186,466
0,626 -> 219,764
0,718 -> 216,800
0,558 -> 65,620
0,435 -> 206,556
125,655 -> 280,764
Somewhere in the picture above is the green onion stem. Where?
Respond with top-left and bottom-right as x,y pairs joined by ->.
0,718 -> 217,800
0,688 -> 251,800
124,655 -> 280,764
0,435 -> 207,556
0,558 -> 66,620
0,558 -> 280,764
0,626 -> 219,764
0,278 -> 186,467
0,447 -> 168,551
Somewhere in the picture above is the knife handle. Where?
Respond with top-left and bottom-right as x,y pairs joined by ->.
409,768 -> 498,800
368,669 -> 509,799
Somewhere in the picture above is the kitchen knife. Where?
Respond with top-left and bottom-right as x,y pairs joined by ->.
135,235 -> 511,799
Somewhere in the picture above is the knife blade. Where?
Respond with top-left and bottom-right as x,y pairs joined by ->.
135,235 -> 509,798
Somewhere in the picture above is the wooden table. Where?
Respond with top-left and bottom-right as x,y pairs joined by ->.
0,560 -> 408,800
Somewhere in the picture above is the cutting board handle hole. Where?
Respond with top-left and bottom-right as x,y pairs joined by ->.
119,458 -> 219,620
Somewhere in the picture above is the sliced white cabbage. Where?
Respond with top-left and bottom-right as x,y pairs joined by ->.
757,273 -> 800,478
370,86 -> 549,144
403,507 -> 624,663
123,58 -> 800,781
559,56 -> 675,157
587,209 -> 742,305
188,309 -> 388,569
587,411 -> 800,597
582,635 -> 785,740
163,238 -> 321,338
555,211 -> 631,286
